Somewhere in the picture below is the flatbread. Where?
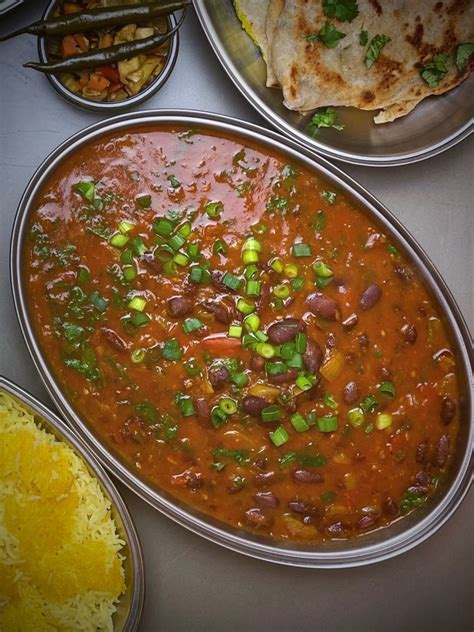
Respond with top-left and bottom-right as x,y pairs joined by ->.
265,0 -> 285,87
233,0 -> 270,62
270,0 -> 474,123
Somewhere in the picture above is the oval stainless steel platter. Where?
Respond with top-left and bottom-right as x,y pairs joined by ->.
193,0 -> 474,167
10,110 -> 473,567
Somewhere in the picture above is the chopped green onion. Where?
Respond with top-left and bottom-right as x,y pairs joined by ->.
316,276 -> 333,289
378,381 -> 396,400
163,260 -> 177,277
290,413 -> 310,433
176,393 -> 195,417
182,318 -> 203,334
295,373 -> 315,391
168,234 -> 186,252
361,394 -> 378,413
269,426 -> 289,447
130,312 -> 149,328
284,263 -> 299,278
295,333 -> 307,354
287,353 -> 303,369
314,209 -> 327,231
162,338 -> 182,361
188,242 -> 200,259
243,250 -> 259,265
237,298 -> 255,314
130,236 -> 147,257
231,372 -> 248,388
189,266 -> 211,285
291,277 -> 305,291
123,265 -> 137,282
317,415 -> 338,432
365,423 -> 374,434
222,272 -> 243,291
243,238 -> 262,252
228,324 -> 243,338
262,405 -> 281,422
177,222 -> 192,238
110,233 -> 129,249
255,330 -> 268,342
265,361 -> 288,376
90,291 -> 108,313
173,252 -> 189,267
255,343 -> 275,359
273,284 -> 290,299
347,407 -> 365,428
211,406 -> 228,429
271,258 -> 284,273
252,222 -> 267,235
120,249 -> 134,265
76,267 -> 89,285
153,218 -> 174,236
323,393 -> 338,409
128,296 -> 146,312
291,243 -> 312,258
244,264 -> 259,280
280,342 -> 296,360
75,180 -> 95,201
118,220 -> 134,234
136,194 -> 152,208
204,200 -> 223,219
376,413 -> 393,430
184,359 -> 201,376
313,261 -> 333,278
219,398 -> 237,415
167,175 -> 181,188
213,239 -> 227,255
246,279 -> 261,297
243,313 -> 260,332
131,348 -> 145,363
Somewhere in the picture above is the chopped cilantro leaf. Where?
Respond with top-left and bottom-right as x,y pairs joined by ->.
455,43 -> 474,71
306,107 -> 344,137
322,0 -> 359,22
365,34 -> 391,68
306,22 -> 346,48
359,30 -> 368,46
420,53 -> 449,87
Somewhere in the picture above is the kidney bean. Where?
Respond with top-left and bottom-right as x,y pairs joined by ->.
195,397 -> 211,423
167,295 -> 193,318
360,283 -> 382,310
100,327 -> 129,352
303,339 -> 324,373
208,365 -> 229,389
435,435 -> 449,467
394,266 -> 413,284
267,318 -> 303,344
382,497 -> 399,518
254,458 -> 267,470
401,323 -> 417,344
440,396 -> 456,425
186,472 -> 203,490
211,269 -> 227,291
249,353 -> 265,372
255,491 -> 280,509
341,313 -> 358,331
343,381 -> 360,405
244,508 -> 273,529
357,515 -> 376,530
242,395 -> 267,417
288,501 -> 319,516
254,471 -> 277,487
292,470 -> 324,484
415,470 -> 430,486
141,252 -> 163,274
268,368 -> 298,384
305,292 -> 339,320
415,440 -> 428,464
203,298 -> 235,325
326,521 -> 348,537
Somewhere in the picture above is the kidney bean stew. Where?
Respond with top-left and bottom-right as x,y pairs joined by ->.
24,127 -> 461,541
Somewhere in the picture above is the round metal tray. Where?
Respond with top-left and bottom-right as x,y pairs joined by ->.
193,0 -> 474,167
0,375 -> 145,631
10,110 -> 473,568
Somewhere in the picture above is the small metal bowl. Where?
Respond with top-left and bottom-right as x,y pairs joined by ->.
0,375 -> 145,630
10,110 -> 473,568
37,0 -> 179,113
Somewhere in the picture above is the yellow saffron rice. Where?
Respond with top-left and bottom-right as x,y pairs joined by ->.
0,391 -> 126,631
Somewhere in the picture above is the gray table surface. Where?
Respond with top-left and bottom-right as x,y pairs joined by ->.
0,5 -> 473,631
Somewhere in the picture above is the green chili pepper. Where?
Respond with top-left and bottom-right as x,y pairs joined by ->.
23,8 -> 186,74
0,1 -> 190,41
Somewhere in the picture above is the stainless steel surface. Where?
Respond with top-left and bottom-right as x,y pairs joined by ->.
0,375 -> 145,632
1,3 -> 473,630
193,0 -> 474,167
37,0 -> 180,113
0,0 -> 23,16
10,109 -> 474,568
